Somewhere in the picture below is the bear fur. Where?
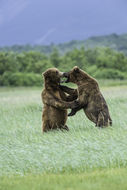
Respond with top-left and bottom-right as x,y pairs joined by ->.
41,68 -> 78,132
61,66 -> 112,127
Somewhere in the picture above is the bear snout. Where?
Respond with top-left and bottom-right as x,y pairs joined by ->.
59,72 -> 64,77
63,72 -> 69,77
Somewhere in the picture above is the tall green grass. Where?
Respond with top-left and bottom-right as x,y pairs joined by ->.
0,85 -> 127,177
1,168 -> 127,190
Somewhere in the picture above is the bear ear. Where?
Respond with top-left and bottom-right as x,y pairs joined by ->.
42,72 -> 45,77
74,66 -> 80,73
42,71 -> 48,78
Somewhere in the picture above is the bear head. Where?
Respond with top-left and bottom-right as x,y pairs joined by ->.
62,66 -> 83,84
43,68 -> 63,89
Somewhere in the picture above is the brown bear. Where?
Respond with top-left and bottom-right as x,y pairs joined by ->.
61,66 -> 112,127
41,68 -> 78,132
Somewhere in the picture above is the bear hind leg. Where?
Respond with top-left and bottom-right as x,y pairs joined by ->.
109,116 -> 112,126
42,122 -> 51,133
96,111 -> 105,127
96,112 -> 110,128
61,125 -> 69,131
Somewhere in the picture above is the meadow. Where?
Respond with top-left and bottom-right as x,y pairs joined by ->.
0,82 -> 127,190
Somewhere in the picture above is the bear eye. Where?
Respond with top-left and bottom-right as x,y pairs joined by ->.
56,71 -> 58,74
74,68 -> 79,73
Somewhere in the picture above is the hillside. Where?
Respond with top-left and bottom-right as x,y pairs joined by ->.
58,33 -> 127,55
1,33 -> 127,55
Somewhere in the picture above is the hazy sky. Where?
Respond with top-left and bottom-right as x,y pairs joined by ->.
0,0 -> 127,46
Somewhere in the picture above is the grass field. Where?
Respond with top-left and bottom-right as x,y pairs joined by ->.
0,83 -> 127,189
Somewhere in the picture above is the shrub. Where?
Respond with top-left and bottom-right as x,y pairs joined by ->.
86,65 -> 98,75
93,68 -> 126,79
1,72 -> 42,86
0,47 -> 127,86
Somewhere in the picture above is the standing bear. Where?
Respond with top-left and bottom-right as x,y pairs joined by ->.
61,66 -> 112,127
41,68 -> 78,132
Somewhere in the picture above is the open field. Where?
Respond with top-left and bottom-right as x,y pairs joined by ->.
0,84 -> 127,189
1,168 -> 127,190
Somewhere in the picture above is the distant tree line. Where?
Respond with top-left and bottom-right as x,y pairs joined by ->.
0,47 -> 127,86
1,33 -> 127,55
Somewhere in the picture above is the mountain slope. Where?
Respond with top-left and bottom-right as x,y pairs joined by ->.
57,33 -> 127,55
0,33 -> 127,55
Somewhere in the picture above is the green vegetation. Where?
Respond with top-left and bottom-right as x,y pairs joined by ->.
0,47 -> 127,86
0,85 -> 127,189
1,168 -> 127,190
